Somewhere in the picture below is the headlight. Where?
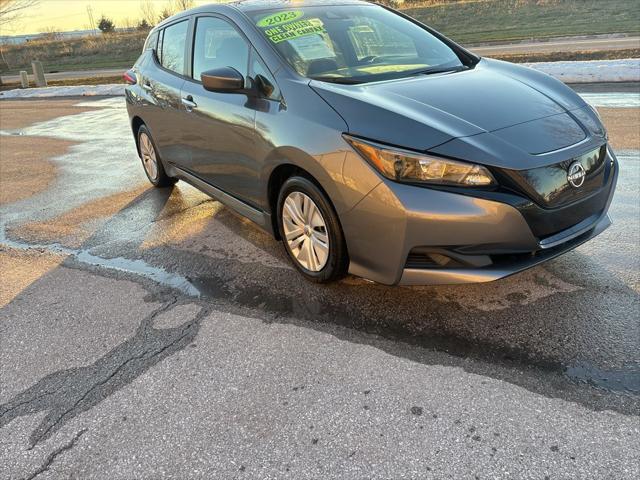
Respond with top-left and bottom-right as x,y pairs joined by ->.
587,103 -> 608,138
344,135 -> 496,187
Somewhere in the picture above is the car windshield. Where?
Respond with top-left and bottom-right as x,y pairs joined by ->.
250,4 -> 467,84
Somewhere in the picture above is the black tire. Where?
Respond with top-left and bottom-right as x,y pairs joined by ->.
137,124 -> 176,187
277,176 -> 349,283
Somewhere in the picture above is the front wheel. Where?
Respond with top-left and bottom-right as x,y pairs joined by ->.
277,176 -> 348,283
137,125 -> 175,187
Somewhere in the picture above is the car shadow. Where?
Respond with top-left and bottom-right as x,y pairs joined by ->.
1,180 -> 638,452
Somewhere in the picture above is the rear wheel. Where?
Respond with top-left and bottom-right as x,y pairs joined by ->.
137,125 -> 175,187
277,176 -> 348,283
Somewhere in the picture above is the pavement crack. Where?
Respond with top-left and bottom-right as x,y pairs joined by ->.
0,299 -> 208,449
30,299 -> 181,448
31,349 -> 153,449
23,428 -> 87,480
0,389 -> 58,419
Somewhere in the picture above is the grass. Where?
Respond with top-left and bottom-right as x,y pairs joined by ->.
0,31 -> 146,75
492,48 -> 640,64
403,0 -> 640,44
0,0 -> 638,76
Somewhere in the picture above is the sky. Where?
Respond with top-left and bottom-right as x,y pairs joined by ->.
3,0 -> 221,35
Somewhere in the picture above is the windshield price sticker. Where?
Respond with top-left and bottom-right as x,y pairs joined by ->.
262,18 -> 327,44
288,34 -> 336,61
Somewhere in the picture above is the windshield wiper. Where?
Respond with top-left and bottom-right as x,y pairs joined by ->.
309,76 -> 363,85
413,65 -> 469,76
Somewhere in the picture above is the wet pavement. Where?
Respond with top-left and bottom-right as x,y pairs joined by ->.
0,85 -> 639,478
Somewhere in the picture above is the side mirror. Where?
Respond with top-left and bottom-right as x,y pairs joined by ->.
201,67 -> 245,93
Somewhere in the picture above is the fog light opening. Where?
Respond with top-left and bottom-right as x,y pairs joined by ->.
427,253 -> 455,267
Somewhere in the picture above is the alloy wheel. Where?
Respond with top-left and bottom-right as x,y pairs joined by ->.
282,191 -> 330,272
140,132 -> 158,181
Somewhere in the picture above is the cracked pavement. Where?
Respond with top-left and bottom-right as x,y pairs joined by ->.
0,87 -> 639,479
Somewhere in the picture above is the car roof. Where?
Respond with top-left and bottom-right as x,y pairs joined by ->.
228,0 -> 369,12
155,0 -> 371,29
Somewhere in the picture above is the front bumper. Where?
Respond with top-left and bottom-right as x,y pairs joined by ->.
399,212 -> 611,285
340,150 -> 618,286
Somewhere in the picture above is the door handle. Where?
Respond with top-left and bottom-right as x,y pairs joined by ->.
142,82 -> 152,91
181,95 -> 197,110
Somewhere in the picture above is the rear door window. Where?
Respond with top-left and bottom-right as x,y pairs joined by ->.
192,16 -> 249,80
160,20 -> 189,75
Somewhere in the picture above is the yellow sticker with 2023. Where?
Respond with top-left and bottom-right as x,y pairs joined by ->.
262,18 -> 327,44
257,10 -> 304,28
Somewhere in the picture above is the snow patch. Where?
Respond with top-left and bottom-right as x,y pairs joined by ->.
0,84 -> 125,99
525,58 -> 640,84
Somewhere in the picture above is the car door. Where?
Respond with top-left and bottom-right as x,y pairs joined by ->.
178,15 -> 261,205
142,18 -> 190,167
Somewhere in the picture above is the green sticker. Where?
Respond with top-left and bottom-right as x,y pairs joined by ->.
263,18 -> 327,44
257,10 -> 304,28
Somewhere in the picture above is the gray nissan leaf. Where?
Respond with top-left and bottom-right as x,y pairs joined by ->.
125,0 -> 618,285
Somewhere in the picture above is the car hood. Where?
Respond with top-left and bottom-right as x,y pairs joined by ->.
310,58 -> 601,169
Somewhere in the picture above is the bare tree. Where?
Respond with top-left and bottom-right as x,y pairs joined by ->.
140,0 -> 156,27
121,16 -> 136,30
156,0 -> 193,23
172,0 -> 194,11
157,6 -> 174,23
0,0 -> 39,27
0,0 -> 39,80
41,25 -> 62,39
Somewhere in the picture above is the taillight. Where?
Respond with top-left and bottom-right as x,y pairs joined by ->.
123,69 -> 137,85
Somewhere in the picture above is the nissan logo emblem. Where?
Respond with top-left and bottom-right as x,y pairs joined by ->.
567,161 -> 586,188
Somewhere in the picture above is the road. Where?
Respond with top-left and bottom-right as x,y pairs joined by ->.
470,34 -> 640,56
2,34 -> 639,83
0,85 -> 639,478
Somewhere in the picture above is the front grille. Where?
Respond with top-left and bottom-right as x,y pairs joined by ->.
516,151 -> 614,239
500,145 -> 607,209
481,144 -> 614,239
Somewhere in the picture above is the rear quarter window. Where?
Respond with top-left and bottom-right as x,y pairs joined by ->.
143,29 -> 159,52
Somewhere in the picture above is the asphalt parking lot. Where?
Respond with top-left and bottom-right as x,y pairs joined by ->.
0,84 -> 639,479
